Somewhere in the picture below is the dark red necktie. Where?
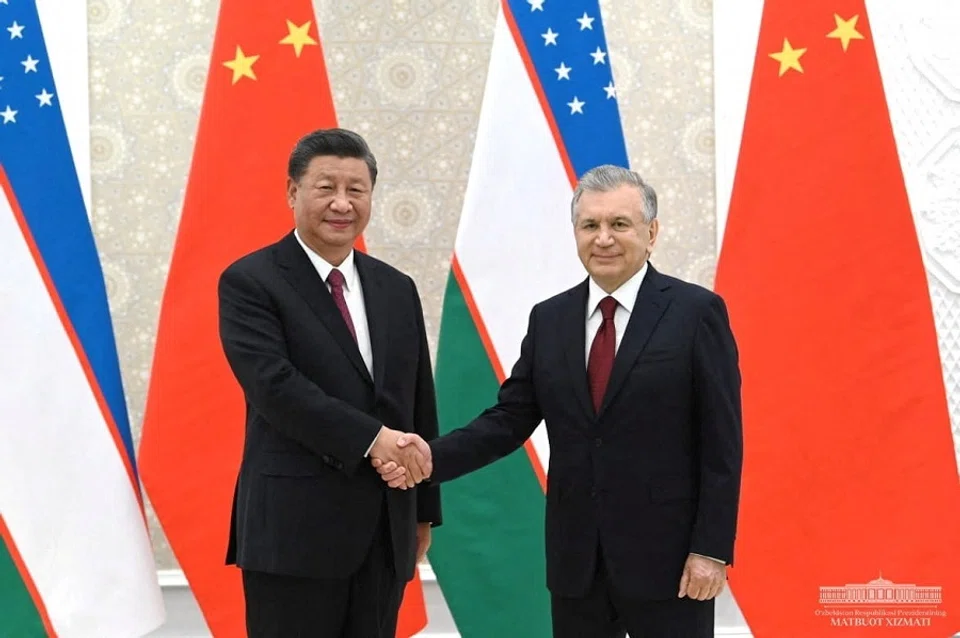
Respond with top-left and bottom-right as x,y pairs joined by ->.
587,296 -> 618,412
327,268 -> 357,342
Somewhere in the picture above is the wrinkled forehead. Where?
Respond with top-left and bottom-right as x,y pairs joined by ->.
574,187 -> 646,223
303,155 -> 372,183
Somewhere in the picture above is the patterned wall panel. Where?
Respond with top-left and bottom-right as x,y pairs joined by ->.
87,0 -> 715,570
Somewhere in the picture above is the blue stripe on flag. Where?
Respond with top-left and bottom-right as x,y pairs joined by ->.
0,2 -> 137,474
507,0 -> 629,178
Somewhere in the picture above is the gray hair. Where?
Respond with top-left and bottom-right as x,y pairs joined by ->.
570,165 -> 658,224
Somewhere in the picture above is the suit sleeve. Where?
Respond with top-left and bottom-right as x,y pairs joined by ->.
689,294 -> 743,564
217,265 -> 382,475
430,306 -> 544,484
409,277 -> 442,526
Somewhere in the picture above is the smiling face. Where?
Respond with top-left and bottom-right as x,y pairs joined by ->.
573,184 -> 659,293
287,155 -> 372,266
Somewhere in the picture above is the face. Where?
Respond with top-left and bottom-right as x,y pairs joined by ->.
573,184 -> 659,293
287,155 -> 372,265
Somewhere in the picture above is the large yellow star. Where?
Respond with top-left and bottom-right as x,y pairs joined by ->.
223,46 -> 259,84
280,20 -> 318,58
827,14 -> 865,52
769,38 -> 806,77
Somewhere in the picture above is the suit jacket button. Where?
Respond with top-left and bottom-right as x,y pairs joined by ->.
594,438 -> 602,447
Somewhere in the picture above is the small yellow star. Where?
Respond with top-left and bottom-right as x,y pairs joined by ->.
827,14 -> 865,52
769,38 -> 806,77
280,20 -> 318,58
223,46 -> 259,84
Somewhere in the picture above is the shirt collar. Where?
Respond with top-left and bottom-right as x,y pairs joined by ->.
294,229 -> 358,291
587,261 -> 649,318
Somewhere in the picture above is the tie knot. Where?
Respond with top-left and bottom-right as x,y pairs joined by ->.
599,296 -> 617,321
328,268 -> 346,289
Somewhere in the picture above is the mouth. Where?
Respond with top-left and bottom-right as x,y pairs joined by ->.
325,219 -> 353,230
592,254 -> 621,261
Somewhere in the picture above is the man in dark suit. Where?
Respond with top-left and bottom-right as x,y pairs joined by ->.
217,128 -> 440,637
376,165 -> 742,637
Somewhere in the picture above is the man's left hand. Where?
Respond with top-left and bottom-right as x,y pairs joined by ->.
416,523 -> 431,563
678,554 -> 726,601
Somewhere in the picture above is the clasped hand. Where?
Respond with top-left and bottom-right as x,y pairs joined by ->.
369,427 -> 432,489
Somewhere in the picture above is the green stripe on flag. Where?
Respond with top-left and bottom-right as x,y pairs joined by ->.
429,271 -> 552,637
0,537 -> 46,637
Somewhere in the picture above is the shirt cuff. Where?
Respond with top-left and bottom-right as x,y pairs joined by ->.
691,553 -> 726,564
364,427 -> 384,458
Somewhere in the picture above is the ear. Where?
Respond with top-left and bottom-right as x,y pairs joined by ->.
286,177 -> 297,209
647,219 -> 660,253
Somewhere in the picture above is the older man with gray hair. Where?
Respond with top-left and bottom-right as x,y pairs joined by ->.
375,164 -> 743,637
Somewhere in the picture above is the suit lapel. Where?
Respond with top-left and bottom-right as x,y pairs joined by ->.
274,233 -> 373,385
355,252 -> 388,397
599,265 -> 671,416
561,280 -> 595,421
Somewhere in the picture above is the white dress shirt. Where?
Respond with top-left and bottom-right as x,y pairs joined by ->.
584,261 -> 648,364
294,230 -> 374,377
583,261 -> 725,566
294,231 -> 381,455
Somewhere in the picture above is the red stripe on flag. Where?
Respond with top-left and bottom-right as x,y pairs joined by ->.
500,0 -> 577,189
0,514 -> 57,638
0,168 -> 142,514
451,255 -> 547,491
716,3 -> 960,636
137,1 -> 425,635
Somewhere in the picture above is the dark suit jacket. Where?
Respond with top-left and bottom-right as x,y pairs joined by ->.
431,264 -> 741,600
218,231 -> 441,582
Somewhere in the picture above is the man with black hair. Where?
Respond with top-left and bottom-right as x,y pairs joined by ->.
217,128 -> 440,637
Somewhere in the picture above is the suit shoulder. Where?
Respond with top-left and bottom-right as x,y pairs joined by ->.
221,242 -> 277,279
532,281 -> 585,316
357,252 -> 416,288
660,272 -> 723,306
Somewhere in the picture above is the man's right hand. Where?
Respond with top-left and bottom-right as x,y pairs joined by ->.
369,428 -> 432,488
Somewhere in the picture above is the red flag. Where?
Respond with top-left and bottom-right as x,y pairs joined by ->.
138,1 -> 427,635
716,2 -> 960,636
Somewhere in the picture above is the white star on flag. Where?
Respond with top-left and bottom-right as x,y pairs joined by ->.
7,20 -> 24,39
542,28 -> 558,46
0,1 -> 9,5
567,96 -> 585,114
1,105 -> 17,124
604,82 -> 616,99
22,55 -> 40,73
590,47 -> 607,65
528,0 -> 545,11
554,62 -> 571,80
36,89 -> 55,107
577,12 -> 595,30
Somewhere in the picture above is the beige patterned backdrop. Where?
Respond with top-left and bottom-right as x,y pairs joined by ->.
87,0 -> 715,571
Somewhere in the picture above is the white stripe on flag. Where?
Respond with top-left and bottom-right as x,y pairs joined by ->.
0,192 -> 164,637
36,0 -> 91,214
456,11 -> 588,472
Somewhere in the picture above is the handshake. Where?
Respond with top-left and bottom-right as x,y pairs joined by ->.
369,427 -> 432,489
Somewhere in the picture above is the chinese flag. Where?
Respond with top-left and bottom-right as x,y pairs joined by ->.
138,1 -> 427,636
716,2 -> 960,636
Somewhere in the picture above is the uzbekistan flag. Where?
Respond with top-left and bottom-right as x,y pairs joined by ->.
429,1 -> 629,636
0,0 -> 165,636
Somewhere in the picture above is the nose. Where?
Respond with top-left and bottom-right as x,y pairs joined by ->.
329,190 -> 351,213
595,229 -> 614,247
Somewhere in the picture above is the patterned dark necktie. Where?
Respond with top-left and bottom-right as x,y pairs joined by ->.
587,296 -> 618,412
327,268 -> 357,342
